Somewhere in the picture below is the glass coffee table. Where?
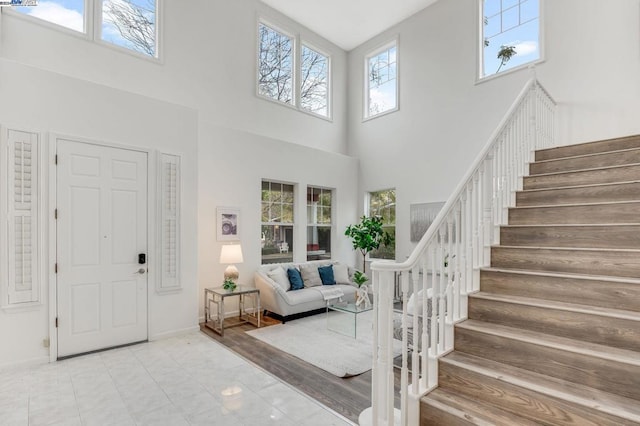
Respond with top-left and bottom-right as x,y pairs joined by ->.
326,302 -> 373,338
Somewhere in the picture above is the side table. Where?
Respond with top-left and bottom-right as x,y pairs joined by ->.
204,285 -> 261,336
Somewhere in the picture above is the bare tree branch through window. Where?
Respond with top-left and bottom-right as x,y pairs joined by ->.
102,0 -> 156,56
258,23 -> 293,104
301,46 -> 328,116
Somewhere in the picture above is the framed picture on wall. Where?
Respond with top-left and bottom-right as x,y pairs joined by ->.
410,202 -> 445,242
217,207 -> 240,241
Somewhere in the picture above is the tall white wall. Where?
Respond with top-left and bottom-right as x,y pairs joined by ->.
0,0 -> 355,365
0,0 -> 349,154
197,124 -> 359,320
347,0 -> 640,260
0,59 -> 199,367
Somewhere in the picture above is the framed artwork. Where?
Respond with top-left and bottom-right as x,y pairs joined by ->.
217,207 -> 240,241
410,202 -> 445,242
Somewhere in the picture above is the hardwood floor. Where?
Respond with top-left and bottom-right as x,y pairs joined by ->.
200,313 -> 400,424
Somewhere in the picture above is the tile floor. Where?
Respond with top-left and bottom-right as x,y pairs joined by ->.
0,332 -> 354,426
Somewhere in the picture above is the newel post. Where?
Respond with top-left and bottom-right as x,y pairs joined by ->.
360,269 -> 401,426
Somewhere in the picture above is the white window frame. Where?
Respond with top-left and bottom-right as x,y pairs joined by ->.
96,0 -> 162,60
299,42 -> 332,119
363,38 -> 399,121
477,0 -> 544,82
4,0 -> 92,38
366,188 -> 396,261
306,186 -> 333,261
256,18 -> 332,121
5,0 -> 162,61
256,20 -> 297,109
261,180 -> 296,265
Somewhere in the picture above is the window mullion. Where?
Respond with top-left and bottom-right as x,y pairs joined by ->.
89,0 -> 98,41
295,35 -> 301,109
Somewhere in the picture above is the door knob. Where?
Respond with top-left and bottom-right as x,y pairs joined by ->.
136,268 -> 146,274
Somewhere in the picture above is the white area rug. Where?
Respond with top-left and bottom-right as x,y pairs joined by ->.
246,311 -> 401,377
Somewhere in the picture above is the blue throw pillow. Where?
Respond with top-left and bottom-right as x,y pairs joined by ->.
318,265 -> 336,285
287,268 -> 304,290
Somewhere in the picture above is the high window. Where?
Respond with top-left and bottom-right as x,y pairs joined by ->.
14,0 -> 85,32
12,0 -> 159,58
365,41 -> 398,119
481,0 -> 540,78
258,23 -> 294,105
101,0 -> 158,57
306,187 -> 332,261
368,189 -> 396,260
300,45 -> 329,117
261,180 -> 295,264
257,21 -> 331,118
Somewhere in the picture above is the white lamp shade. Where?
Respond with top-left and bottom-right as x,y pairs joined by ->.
220,244 -> 244,264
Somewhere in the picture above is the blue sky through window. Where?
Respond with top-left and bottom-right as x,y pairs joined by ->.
483,0 -> 540,77
13,0 -> 157,56
15,0 -> 84,32
101,0 -> 157,57
368,44 -> 397,117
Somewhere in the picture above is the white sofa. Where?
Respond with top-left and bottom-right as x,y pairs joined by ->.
254,260 -> 358,322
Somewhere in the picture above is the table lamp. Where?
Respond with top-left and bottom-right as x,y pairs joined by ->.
220,244 -> 244,281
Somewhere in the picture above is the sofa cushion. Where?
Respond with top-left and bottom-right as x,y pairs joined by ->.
283,288 -> 326,305
300,264 -> 323,287
318,265 -> 336,285
333,264 -> 350,284
267,266 -> 290,291
287,268 -> 304,290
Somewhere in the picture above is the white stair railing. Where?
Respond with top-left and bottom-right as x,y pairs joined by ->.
363,76 -> 556,426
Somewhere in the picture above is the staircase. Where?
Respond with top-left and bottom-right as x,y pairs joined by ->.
420,134 -> 640,425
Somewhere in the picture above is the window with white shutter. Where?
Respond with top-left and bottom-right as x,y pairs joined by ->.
158,153 -> 181,293
2,129 -> 40,306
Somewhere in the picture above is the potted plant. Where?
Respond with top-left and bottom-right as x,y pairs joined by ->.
345,215 -> 394,273
222,277 -> 237,291
352,270 -> 369,287
352,270 -> 371,308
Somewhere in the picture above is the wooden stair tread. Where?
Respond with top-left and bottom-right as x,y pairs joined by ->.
536,134 -> 640,161
533,146 -> 640,165
470,291 -> 640,322
493,244 -> 640,253
519,179 -> 640,194
456,320 -> 640,367
527,162 -> 640,178
423,388 -> 537,426
510,199 -> 640,210
441,352 -> 640,423
502,223 -> 640,229
481,266 -> 640,285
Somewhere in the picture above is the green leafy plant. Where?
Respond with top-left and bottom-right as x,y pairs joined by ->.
352,270 -> 369,288
345,215 -> 394,272
496,45 -> 517,73
222,278 -> 237,291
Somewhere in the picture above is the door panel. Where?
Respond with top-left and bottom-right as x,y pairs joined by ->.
57,140 -> 148,358
70,186 -> 101,266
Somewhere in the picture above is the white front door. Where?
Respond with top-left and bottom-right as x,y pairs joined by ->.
56,139 -> 148,358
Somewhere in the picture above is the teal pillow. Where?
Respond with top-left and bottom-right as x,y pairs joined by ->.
318,265 -> 336,285
287,268 -> 304,290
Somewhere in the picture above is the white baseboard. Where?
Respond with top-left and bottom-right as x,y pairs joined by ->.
0,355 -> 50,371
149,325 -> 200,341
